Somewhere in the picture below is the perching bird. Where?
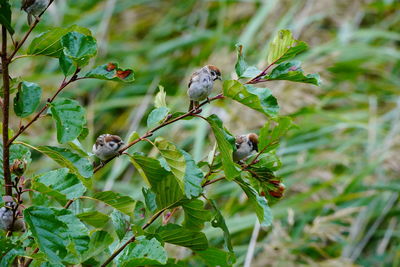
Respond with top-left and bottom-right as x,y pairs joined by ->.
21,0 -> 50,25
92,134 -> 124,161
233,133 -> 259,162
188,65 -> 221,111
0,201 -> 25,232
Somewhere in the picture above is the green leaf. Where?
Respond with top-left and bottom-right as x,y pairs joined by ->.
147,107 -> 169,128
209,200 -> 233,253
155,137 -> 186,190
156,224 -> 208,251
32,168 -> 86,205
53,209 -> 90,263
84,62 -> 134,82
33,145 -> 92,187
27,25 -> 92,57
223,80 -> 279,117
235,44 -> 261,78
142,188 -> 158,213
82,230 -> 113,261
154,85 -> 167,108
23,206 -> 70,264
267,29 -> 308,65
111,210 -> 128,240
76,211 -> 110,228
131,154 -> 184,210
206,115 -> 240,180
264,61 -> 321,85
61,31 -> 97,67
13,82 -> 42,118
180,149 -> 203,198
0,0 -> 14,35
133,201 -> 147,226
258,116 -> 293,153
197,248 -> 235,267
50,98 -> 86,144
235,178 -> 273,227
182,199 -> 211,231
59,51 -> 75,76
0,248 -> 25,267
89,191 -> 136,215
119,236 -> 168,266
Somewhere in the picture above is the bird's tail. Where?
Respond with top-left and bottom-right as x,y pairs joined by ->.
27,14 -> 33,25
188,100 -> 194,111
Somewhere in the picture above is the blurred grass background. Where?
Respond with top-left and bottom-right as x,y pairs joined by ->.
7,0 -> 400,266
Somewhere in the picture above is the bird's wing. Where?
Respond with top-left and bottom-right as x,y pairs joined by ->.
21,0 -> 35,10
188,70 -> 200,88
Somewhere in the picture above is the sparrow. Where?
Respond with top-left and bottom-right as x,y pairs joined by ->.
188,65 -> 221,111
21,0 -> 50,25
0,201 -> 25,231
233,133 -> 259,162
92,134 -> 124,161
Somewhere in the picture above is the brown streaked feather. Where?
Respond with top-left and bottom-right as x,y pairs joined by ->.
21,0 -> 35,10
104,134 -> 122,143
235,135 -> 246,145
188,70 -> 200,88
206,65 -> 221,76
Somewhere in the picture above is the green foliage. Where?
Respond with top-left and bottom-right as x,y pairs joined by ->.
0,0 -> 13,34
118,236 -> 168,266
264,61 -> 321,85
182,199 -> 212,231
61,32 -> 97,67
89,191 -> 136,215
267,29 -> 308,64
31,168 -> 86,205
76,211 -> 110,228
50,98 -> 87,144
0,1 -> 333,265
156,224 -> 208,251
27,25 -> 92,57
235,44 -> 261,78
155,137 -> 186,190
147,107 -> 169,128
206,115 -> 239,180
235,178 -> 273,227
23,206 -> 73,264
13,82 -> 42,118
223,80 -> 279,117
30,145 -> 93,187
197,248 -> 235,267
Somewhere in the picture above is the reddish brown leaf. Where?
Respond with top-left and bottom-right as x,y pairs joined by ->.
116,69 -> 132,79
106,63 -> 117,71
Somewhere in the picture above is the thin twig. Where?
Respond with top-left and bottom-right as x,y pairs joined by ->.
8,0 -> 55,62
93,94 -> 224,173
246,60 -> 277,84
100,235 -> 136,267
202,176 -> 225,187
2,25 -> 12,196
101,175 -> 226,266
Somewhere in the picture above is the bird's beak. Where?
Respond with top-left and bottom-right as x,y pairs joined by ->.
217,76 -> 222,81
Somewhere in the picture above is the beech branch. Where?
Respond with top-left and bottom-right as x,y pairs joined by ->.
100,175 -> 225,266
93,93 -> 225,173
2,25 -> 12,196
